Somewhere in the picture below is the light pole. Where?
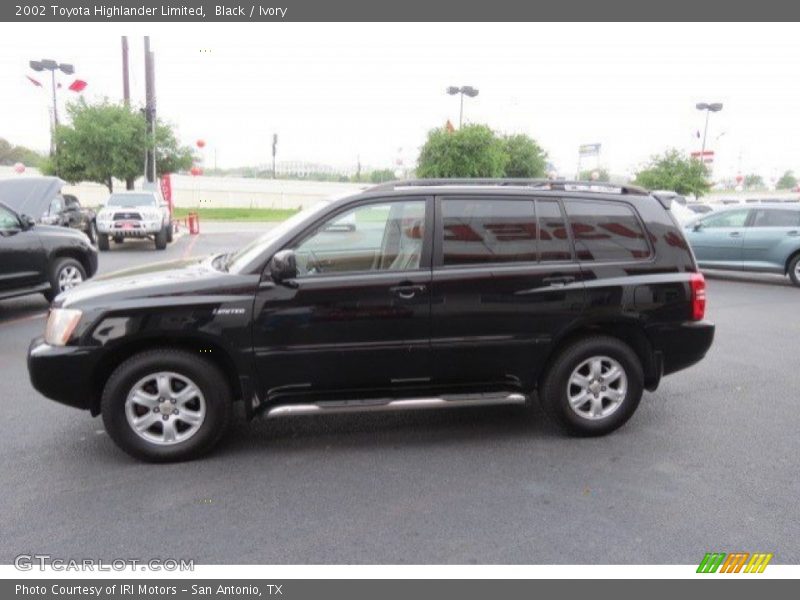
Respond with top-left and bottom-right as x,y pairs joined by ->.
447,86 -> 479,128
695,102 -> 723,165
30,59 -> 74,155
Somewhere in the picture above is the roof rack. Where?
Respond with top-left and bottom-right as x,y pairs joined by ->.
368,178 -> 649,196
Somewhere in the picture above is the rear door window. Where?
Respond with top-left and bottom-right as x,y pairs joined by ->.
440,198 -> 537,266
535,199 -> 572,261
751,209 -> 800,227
563,200 -> 651,261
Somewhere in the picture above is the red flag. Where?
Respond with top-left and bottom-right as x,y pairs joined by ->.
68,79 -> 87,92
26,75 -> 42,87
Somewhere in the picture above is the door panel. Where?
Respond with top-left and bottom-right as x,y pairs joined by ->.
742,209 -> 800,271
430,196 -> 586,390
251,197 -> 433,402
0,208 -> 46,292
686,209 -> 750,269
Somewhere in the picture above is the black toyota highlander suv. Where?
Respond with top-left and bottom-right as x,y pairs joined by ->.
28,179 -> 714,462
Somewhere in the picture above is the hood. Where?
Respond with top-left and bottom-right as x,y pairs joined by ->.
58,256 -> 222,308
0,177 -> 64,217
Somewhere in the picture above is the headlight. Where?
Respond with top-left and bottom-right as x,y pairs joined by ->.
45,309 -> 83,346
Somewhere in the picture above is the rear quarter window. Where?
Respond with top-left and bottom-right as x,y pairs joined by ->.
563,199 -> 651,262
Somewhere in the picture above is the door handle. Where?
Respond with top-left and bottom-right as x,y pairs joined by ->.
542,275 -> 576,288
729,231 -> 742,237
787,230 -> 799,236
390,283 -> 426,299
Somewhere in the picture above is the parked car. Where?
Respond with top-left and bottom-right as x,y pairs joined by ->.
686,203 -> 714,215
95,190 -> 173,251
0,177 -> 97,243
28,179 -> 714,461
0,201 -> 98,302
684,204 -> 800,286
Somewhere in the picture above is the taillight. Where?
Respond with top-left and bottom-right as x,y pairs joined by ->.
690,272 -> 706,321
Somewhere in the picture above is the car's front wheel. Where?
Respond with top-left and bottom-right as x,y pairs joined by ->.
154,225 -> 168,250
101,350 -> 232,462
540,336 -> 643,436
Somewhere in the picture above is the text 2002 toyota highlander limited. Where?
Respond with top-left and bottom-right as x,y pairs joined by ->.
28,180 -> 714,462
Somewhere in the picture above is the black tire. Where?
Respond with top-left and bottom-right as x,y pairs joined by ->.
788,254 -> 800,287
86,221 -> 98,245
42,256 -> 87,302
540,336 -> 643,437
166,221 -> 174,243
154,226 -> 168,250
101,349 -> 232,462
97,233 -> 110,251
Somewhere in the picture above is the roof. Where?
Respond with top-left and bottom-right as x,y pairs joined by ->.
0,177 -> 64,216
368,178 -> 649,196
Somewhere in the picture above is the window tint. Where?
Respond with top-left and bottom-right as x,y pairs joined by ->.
701,209 -> 749,228
751,209 -> 800,227
0,206 -> 19,230
441,199 -> 536,266
564,200 -> 651,261
536,199 -> 572,261
294,200 -> 425,276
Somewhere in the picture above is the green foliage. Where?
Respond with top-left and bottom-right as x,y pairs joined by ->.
42,98 -> 193,191
366,169 -> 396,183
743,174 -> 764,190
579,168 -> 610,182
776,170 -> 797,190
503,134 -> 548,178
417,124 -> 508,178
633,149 -> 711,198
0,138 -> 46,168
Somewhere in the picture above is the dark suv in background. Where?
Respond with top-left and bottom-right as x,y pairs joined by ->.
28,179 -> 714,461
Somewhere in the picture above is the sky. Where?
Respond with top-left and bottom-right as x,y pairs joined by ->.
2,22 -> 799,181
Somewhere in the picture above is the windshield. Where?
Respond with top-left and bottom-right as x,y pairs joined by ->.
225,200 -> 333,273
107,193 -> 157,207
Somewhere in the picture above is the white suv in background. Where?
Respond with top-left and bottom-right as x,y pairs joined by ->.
95,191 -> 173,251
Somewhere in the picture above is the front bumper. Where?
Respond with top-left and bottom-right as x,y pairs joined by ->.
28,338 -> 102,413
97,220 -> 162,236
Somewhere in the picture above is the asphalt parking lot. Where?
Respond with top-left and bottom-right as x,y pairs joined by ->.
1,231 -> 798,565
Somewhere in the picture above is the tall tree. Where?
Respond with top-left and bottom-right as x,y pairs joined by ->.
503,134 -> 548,178
776,170 -> 797,190
633,149 -> 711,197
42,98 -> 193,191
0,137 -> 46,168
417,124 -> 508,178
743,174 -> 764,190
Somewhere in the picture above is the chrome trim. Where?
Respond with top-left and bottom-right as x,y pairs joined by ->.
265,392 -> 527,419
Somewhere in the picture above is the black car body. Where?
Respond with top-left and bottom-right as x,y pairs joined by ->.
0,201 -> 98,301
0,177 -> 97,242
28,180 -> 714,461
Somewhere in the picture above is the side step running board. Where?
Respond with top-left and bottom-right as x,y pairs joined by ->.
265,392 -> 527,419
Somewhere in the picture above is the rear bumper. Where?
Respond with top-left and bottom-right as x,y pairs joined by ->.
28,338 -> 101,413
651,320 -> 715,377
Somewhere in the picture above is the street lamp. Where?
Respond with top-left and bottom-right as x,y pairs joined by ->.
447,85 -> 479,128
30,58 -> 75,154
695,102 -> 723,165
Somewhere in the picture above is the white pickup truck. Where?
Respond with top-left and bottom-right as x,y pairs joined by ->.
95,190 -> 173,251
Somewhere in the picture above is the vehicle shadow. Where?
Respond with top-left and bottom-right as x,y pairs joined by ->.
703,270 -> 793,288
217,403 -> 559,457
0,295 -> 49,324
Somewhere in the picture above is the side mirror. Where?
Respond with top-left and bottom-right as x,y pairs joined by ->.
269,249 -> 298,286
20,214 -> 36,230
692,222 -> 703,231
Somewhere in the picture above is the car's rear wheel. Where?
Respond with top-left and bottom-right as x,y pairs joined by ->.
43,257 -> 86,302
540,336 -> 643,436
97,233 -> 110,251
101,350 -> 232,462
788,254 -> 800,287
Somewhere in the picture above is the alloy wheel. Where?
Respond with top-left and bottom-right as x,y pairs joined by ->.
566,356 -> 628,420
